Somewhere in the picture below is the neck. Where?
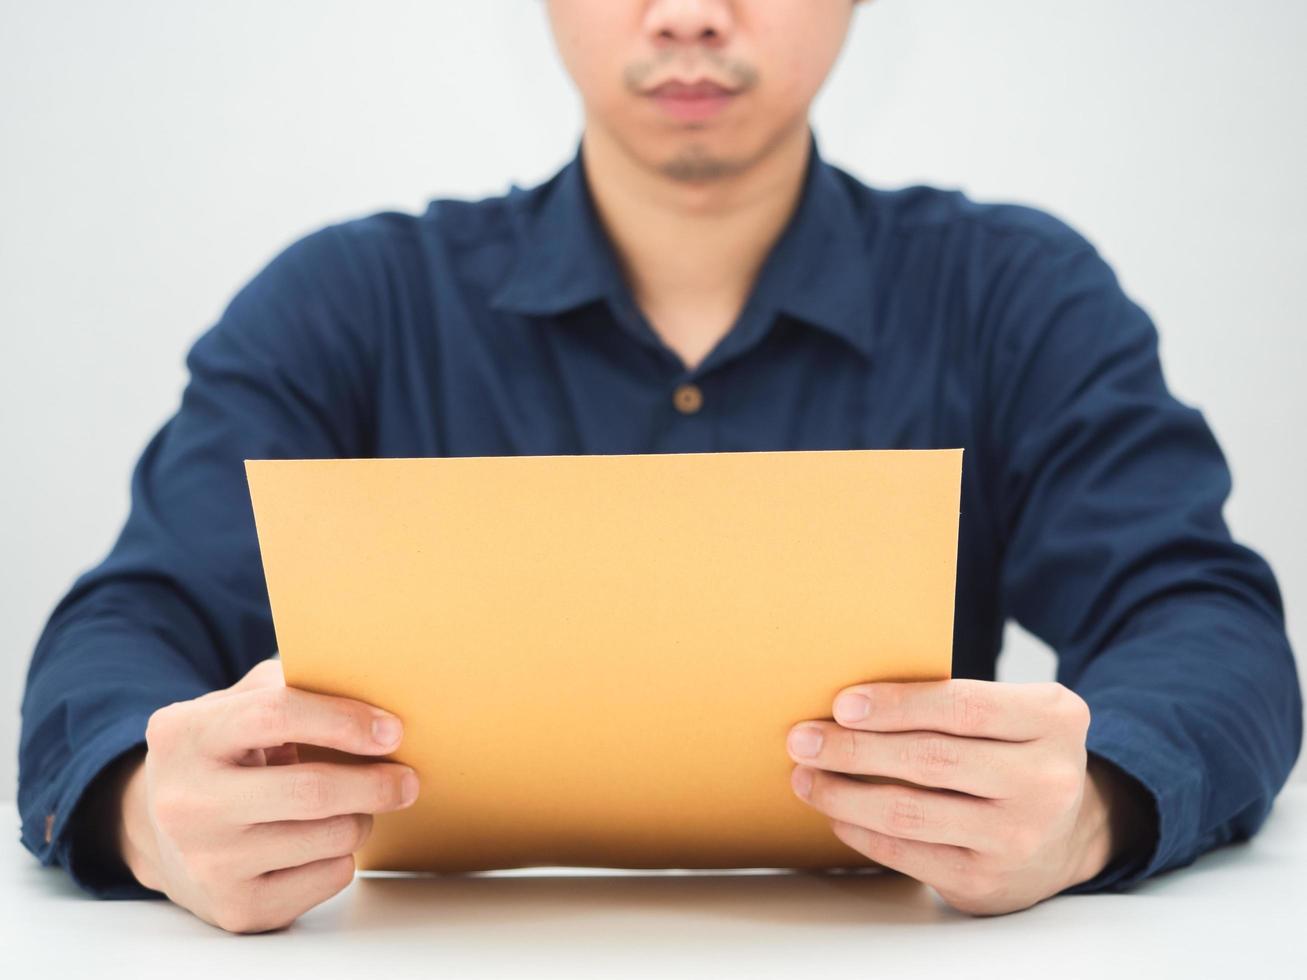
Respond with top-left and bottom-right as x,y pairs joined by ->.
579,120 -> 813,369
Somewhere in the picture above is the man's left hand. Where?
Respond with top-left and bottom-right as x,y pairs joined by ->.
785,678 -> 1145,916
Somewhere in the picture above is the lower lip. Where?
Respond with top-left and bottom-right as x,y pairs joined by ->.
649,91 -> 735,123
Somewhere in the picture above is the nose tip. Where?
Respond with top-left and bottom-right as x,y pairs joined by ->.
659,25 -> 720,45
644,0 -> 733,48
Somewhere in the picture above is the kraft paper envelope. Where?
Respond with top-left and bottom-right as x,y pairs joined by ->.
244,449 -> 962,873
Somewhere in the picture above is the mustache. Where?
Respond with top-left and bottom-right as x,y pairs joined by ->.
622,50 -> 760,94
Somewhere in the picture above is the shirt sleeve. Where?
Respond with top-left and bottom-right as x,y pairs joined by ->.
978,228 -> 1303,893
17,222 -> 378,898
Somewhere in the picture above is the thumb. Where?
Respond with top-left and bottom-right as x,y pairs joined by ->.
193,656 -> 285,705
228,656 -> 285,692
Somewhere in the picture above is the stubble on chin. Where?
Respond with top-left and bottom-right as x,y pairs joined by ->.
657,142 -> 744,183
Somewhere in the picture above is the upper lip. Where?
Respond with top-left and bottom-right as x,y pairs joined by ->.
645,78 -> 737,98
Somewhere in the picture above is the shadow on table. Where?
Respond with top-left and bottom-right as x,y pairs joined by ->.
333,867 -> 960,933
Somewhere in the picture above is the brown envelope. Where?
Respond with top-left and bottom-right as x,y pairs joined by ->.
244,448 -> 962,872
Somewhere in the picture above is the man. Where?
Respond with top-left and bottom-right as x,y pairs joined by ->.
17,0 -> 1301,934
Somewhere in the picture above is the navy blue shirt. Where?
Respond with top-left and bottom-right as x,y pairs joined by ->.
19,129 -> 1301,899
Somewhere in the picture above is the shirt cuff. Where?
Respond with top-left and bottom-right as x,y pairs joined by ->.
20,712 -> 166,900
1059,704 -> 1205,894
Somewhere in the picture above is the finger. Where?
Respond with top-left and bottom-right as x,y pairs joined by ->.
263,742 -> 301,766
792,765 -> 1004,850
235,854 -> 358,933
195,685 -> 405,760
233,813 -> 373,877
828,817 -> 977,894
223,760 -> 419,824
830,679 -> 1088,742
786,723 -> 1023,799
236,742 -> 301,767
235,747 -> 269,768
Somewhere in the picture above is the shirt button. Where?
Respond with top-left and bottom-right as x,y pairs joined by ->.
44,812 -> 55,843
672,382 -> 703,414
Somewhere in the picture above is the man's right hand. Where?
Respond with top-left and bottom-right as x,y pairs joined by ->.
115,657 -> 419,933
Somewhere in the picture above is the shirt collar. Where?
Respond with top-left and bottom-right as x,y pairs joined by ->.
489,127 -> 877,362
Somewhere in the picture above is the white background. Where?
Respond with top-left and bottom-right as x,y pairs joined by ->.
2,0 -> 1304,799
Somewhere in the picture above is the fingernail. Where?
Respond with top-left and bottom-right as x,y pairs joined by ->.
372,716 -> 403,748
834,693 -> 869,722
400,769 -> 420,806
792,766 -> 814,799
788,725 -> 824,758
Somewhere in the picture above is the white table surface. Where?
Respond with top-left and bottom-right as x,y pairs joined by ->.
3,789 -> 1303,979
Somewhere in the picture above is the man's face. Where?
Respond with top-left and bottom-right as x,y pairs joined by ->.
546,0 -> 859,183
